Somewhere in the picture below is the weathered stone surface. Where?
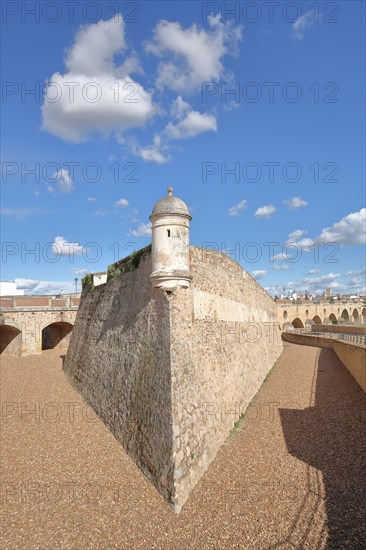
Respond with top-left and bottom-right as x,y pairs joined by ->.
63,246 -> 283,512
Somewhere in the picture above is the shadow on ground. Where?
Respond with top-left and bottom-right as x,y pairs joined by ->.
279,348 -> 366,549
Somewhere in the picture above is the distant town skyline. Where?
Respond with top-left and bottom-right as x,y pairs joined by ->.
1,1 -> 365,296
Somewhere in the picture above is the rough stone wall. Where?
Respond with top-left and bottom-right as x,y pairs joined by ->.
63,246 -> 283,513
63,250 -> 175,503
169,247 -> 283,511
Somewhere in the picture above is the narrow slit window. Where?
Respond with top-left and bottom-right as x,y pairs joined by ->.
167,229 -> 171,237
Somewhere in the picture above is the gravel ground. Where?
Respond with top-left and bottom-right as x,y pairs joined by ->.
1,342 -> 365,550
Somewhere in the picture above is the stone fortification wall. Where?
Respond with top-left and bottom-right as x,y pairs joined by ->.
169,247 -> 283,510
64,247 -> 175,503
64,246 -> 283,512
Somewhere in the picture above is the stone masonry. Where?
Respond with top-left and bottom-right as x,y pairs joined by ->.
63,245 -> 283,513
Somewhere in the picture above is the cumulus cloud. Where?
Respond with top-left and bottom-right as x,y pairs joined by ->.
308,269 -> 320,274
252,270 -> 266,280
292,11 -> 316,40
87,197 -> 97,202
52,236 -> 84,256
228,200 -> 247,216
255,205 -> 277,219
49,168 -> 73,193
129,97 -> 216,163
283,197 -> 308,210
317,208 -> 366,246
287,229 -> 306,241
146,15 -> 242,93
129,222 -> 152,237
273,264 -> 289,271
165,109 -> 217,140
115,198 -> 129,207
42,16 -> 154,143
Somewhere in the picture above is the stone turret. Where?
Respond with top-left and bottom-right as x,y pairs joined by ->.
149,187 -> 192,291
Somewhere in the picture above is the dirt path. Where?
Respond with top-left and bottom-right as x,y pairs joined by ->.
1,342 -> 365,549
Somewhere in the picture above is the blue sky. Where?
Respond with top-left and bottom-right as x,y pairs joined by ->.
1,0 -> 365,295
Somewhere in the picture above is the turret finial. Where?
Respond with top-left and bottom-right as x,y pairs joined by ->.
167,187 -> 173,195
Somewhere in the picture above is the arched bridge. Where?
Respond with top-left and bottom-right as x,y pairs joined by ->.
0,295 -> 80,356
277,300 -> 366,330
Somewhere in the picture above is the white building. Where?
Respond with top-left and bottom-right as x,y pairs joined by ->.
0,281 -> 25,296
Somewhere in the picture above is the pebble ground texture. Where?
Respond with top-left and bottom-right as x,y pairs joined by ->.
1,342 -> 365,549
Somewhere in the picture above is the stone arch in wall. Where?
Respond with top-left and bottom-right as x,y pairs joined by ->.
341,309 -> 349,322
305,309 -> 309,319
42,322 -> 73,350
313,315 -> 322,324
0,324 -> 22,356
323,308 -> 326,317
292,317 -> 304,328
283,310 -> 288,320
329,313 -> 337,324
352,309 -> 359,323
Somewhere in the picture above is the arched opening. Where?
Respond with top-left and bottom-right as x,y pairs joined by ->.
0,325 -> 22,356
305,309 -> 309,319
341,309 -> 349,322
329,313 -> 337,324
323,308 -> 326,316
313,315 -> 322,324
42,322 -> 73,350
352,309 -> 359,324
362,308 -> 366,325
283,310 -> 288,320
292,318 -> 304,328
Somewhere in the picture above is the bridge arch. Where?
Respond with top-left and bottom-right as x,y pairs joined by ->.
329,313 -> 337,324
0,324 -> 22,356
362,308 -> 366,324
352,309 -> 359,323
42,322 -> 73,350
313,315 -> 322,324
292,318 -> 304,328
341,309 -> 349,322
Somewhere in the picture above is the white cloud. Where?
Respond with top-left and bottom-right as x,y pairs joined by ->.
273,264 -> 289,271
165,110 -> 217,140
292,11 -> 316,40
272,252 -> 291,261
42,16 -> 154,143
255,205 -> 277,219
94,210 -> 107,217
50,168 -> 73,193
228,200 -> 247,216
115,198 -> 129,207
14,278 -> 75,295
252,270 -> 266,280
146,15 -> 242,93
317,208 -> 366,246
128,135 -> 171,164
52,236 -> 84,256
283,197 -> 308,210
129,97 -> 217,164
287,229 -> 306,241
308,269 -> 320,275
129,222 -> 152,237
73,268 -> 89,278
87,197 -> 97,202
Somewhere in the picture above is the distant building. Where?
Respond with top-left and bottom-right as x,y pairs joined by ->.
0,281 -> 25,296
